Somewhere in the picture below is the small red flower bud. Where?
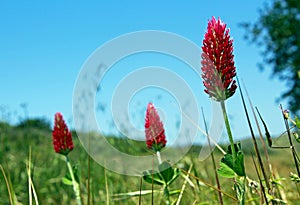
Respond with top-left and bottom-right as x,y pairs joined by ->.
52,112 -> 74,155
145,103 -> 167,152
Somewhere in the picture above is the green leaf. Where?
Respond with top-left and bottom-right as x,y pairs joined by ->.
143,162 -> 180,186
234,151 -> 246,177
227,142 -> 241,155
158,161 -> 180,185
72,165 -> 80,183
63,164 -> 80,185
159,161 -> 174,184
143,170 -> 165,185
220,143 -> 246,177
62,177 -> 73,186
167,168 -> 180,185
221,153 -> 233,170
217,161 -> 235,178
295,117 -> 300,129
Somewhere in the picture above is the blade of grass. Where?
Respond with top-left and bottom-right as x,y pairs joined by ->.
292,149 -> 300,163
189,155 -> 202,195
104,166 -> 109,205
87,135 -> 91,205
177,168 -> 238,202
139,177 -> 142,205
27,147 -> 39,205
256,109 -> 291,205
256,108 -> 290,149
0,164 -> 14,205
280,105 -> 300,177
241,80 -> 273,175
180,108 -> 226,155
250,152 -> 269,205
176,164 -> 193,205
255,107 -> 273,148
273,168 -> 288,203
201,107 -> 223,205
237,77 -> 270,193
29,147 -> 32,205
112,190 -> 160,200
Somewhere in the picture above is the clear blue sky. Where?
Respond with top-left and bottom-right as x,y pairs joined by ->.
0,1 -> 288,144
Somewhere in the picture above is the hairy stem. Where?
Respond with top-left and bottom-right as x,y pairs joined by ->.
220,100 -> 236,161
66,156 -> 82,205
156,151 -> 162,164
164,185 -> 170,205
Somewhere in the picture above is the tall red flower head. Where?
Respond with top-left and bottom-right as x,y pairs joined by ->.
52,112 -> 74,155
145,103 -> 167,152
201,16 -> 237,101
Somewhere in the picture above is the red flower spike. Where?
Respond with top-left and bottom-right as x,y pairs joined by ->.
201,16 -> 237,101
145,103 -> 167,152
52,112 -> 74,155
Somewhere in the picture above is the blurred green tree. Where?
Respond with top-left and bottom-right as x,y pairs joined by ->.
16,118 -> 51,130
241,0 -> 300,113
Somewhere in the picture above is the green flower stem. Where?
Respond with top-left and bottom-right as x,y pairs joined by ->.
220,100 -> 236,162
164,185 -> 170,205
221,101 -> 245,204
66,156 -> 82,205
156,151 -> 169,204
156,151 -> 162,164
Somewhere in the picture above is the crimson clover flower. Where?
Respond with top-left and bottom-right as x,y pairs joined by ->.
201,16 -> 237,101
145,102 -> 167,152
52,112 -> 74,155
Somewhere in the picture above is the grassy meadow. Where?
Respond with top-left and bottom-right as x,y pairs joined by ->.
1,119 -> 300,204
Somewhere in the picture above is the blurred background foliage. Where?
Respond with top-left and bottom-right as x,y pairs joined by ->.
1,118 -> 300,204
241,0 -> 300,113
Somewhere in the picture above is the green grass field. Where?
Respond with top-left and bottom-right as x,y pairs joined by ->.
1,121 -> 300,204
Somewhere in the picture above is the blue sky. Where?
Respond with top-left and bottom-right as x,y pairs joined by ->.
0,1 -> 289,144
